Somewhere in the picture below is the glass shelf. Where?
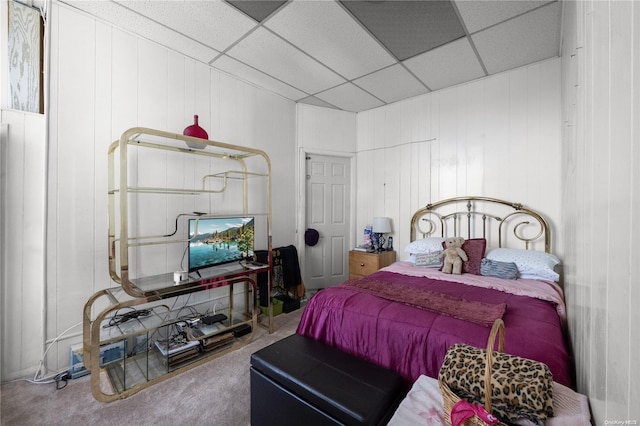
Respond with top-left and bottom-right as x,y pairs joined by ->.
84,274 -> 259,402
122,263 -> 269,298
84,127 -> 273,402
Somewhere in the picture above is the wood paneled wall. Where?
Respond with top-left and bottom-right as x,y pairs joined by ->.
354,59 -> 562,260
561,1 -> 640,423
1,3 -> 296,380
0,110 -> 46,378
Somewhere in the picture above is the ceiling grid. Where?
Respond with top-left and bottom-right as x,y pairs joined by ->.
63,0 -> 561,113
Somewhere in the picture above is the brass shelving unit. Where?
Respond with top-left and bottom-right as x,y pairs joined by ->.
83,127 -> 273,401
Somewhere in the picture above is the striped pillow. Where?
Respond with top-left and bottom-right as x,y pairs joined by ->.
486,248 -> 560,281
480,258 -> 519,279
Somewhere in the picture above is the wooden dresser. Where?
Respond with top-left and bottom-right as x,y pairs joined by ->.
348,250 -> 396,279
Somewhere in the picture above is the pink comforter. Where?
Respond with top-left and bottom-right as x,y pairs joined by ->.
296,262 -> 573,388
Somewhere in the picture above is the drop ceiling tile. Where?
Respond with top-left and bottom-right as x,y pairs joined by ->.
225,0 -> 287,22
265,0 -> 395,80
340,0 -> 465,61
297,96 -> 340,110
226,27 -> 346,95
404,37 -> 485,91
63,1 -> 219,63
354,65 -> 428,104
212,55 -> 308,101
63,0 -> 565,112
455,0 -> 554,34
115,0 -> 256,52
315,83 -> 384,113
472,2 -> 561,75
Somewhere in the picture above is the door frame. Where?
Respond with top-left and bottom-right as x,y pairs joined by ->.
296,148 -> 357,292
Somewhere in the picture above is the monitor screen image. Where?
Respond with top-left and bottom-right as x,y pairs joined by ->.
188,216 -> 255,272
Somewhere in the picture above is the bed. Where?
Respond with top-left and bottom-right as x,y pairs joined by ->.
296,197 -> 574,390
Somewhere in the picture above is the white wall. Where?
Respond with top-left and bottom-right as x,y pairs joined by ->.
561,1 -> 640,423
1,2 -> 297,380
1,110 -> 47,378
355,59 -> 562,260
296,104 -> 356,154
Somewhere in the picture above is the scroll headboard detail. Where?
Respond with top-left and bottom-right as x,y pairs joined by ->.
410,196 -> 552,253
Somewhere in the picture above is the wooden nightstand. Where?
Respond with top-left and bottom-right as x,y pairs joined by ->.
349,250 -> 396,279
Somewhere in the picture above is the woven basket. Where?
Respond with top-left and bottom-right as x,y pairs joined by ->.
438,319 -> 506,426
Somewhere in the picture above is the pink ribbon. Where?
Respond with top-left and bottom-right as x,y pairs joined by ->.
450,400 -> 500,426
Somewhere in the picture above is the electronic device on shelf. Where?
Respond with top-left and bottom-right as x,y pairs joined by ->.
155,338 -> 200,367
201,332 -> 235,352
232,323 -> 252,337
188,216 -> 255,273
155,338 -> 199,356
241,260 -> 267,270
201,313 -> 227,325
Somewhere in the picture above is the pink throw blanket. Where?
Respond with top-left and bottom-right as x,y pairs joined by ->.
383,261 -> 567,326
342,277 -> 506,327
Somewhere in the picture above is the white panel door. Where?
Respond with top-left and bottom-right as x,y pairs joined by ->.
305,154 -> 351,289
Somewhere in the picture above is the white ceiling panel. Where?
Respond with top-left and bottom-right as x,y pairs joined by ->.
354,65 -> 428,104
404,37 -> 485,91
315,83 -> 384,113
472,2 -> 561,75
115,0 -> 255,52
225,27 -> 346,95
60,0 -> 562,113
265,0 -> 395,80
64,0 -> 220,64
454,0 -> 553,34
297,96 -> 340,110
212,55 -> 308,101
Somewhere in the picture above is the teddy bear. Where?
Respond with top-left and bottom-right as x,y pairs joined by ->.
441,236 -> 468,274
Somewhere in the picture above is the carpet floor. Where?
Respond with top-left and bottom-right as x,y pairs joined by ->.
0,309 -> 303,426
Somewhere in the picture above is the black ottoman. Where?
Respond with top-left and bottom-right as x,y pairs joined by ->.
250,334 -> 406,426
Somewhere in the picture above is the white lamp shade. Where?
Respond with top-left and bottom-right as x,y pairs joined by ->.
372,217 -> 392,233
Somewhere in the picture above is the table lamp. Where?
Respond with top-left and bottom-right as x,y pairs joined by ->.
372,217 -> 392,252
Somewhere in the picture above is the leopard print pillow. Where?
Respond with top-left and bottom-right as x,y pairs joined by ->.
438,343 -> 554,425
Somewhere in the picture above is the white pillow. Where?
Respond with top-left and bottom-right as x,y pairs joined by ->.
404,237 -> 445,254
486,248 -> 560,282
